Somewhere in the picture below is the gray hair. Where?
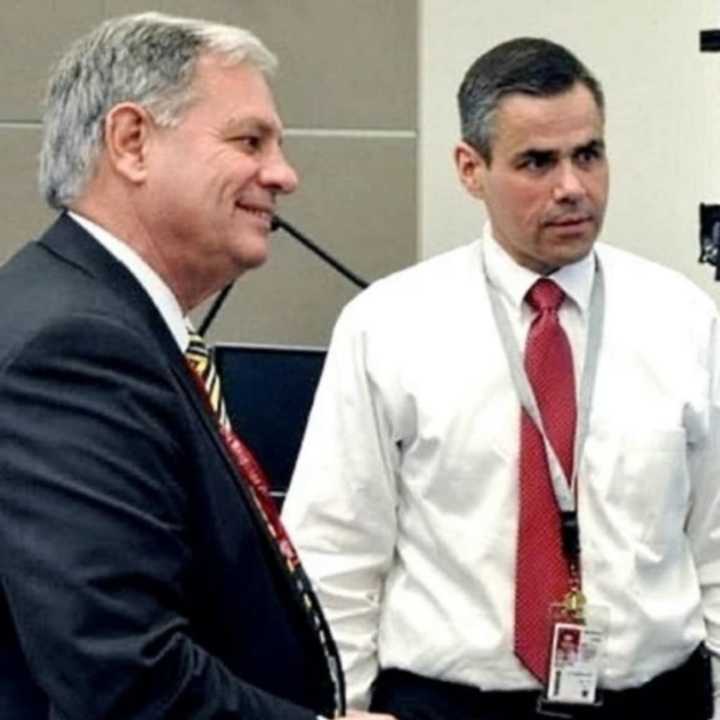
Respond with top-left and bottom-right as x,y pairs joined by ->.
457,37 -> 604,163
39,12 -> 277,209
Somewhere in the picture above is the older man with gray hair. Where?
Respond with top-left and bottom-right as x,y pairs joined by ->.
0,12 -> 394,720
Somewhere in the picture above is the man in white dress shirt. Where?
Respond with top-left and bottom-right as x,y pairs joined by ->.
283,37 -> 719,720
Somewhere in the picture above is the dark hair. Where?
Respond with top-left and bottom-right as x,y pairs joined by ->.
457,37 -> 604,163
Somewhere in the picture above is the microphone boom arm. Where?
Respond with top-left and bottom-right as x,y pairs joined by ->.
271,215 -> 369,290
199,214 -> 369,336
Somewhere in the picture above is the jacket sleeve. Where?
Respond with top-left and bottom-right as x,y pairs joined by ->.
0,313 -> 317,720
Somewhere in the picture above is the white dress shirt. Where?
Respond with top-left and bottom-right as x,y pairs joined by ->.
283,227 -> 720,712
68,212 -> 188,351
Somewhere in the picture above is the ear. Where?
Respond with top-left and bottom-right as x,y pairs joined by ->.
103,102 -> 153,184
454,141 -> 487,200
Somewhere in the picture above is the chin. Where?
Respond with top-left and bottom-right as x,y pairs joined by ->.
231,233 -> 270,270
237,249 -> 269,272
555,245 -> 594,269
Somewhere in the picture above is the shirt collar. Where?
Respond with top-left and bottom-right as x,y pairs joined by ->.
68,211 -> 189,351
482,222 -> 596,316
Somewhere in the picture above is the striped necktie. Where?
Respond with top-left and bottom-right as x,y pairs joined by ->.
184,326 -> 345,715
185,329 -> 230,428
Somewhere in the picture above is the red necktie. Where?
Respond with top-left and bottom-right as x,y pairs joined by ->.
514,279 -> 577,682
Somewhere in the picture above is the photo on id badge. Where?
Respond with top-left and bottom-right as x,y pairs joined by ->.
546,622 -> 602,705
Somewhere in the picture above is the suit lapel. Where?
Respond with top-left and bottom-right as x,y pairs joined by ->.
38,215 -> 239,482
38,214 -> 181,358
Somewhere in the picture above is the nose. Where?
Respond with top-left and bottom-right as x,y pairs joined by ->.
553,161 -> 586,203
262,147 -> 299,195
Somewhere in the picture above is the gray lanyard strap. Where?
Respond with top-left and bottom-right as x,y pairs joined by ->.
483,251 -> 605,514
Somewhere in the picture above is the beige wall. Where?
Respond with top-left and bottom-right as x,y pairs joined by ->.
0,1 -> 418,346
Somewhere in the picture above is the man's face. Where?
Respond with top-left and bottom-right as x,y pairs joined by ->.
455,82 -> 608,274
142,55 -> 298,305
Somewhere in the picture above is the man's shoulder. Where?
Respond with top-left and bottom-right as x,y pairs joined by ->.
596,242 -> 717,316
0,246 -> 174,380
0,242 -> 122,334
345,240 -> 482,316
384,240 -> 481,283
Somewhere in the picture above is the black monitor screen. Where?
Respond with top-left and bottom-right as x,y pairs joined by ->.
214,343 -> 326,500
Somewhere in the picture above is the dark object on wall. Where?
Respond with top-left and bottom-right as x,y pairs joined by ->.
700,26 -> 720,278
214,343 -> 326,505
699,204 -> 720,281
701,30 -> 720,51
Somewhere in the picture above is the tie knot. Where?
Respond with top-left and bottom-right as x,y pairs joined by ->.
185,325 -> 210,372
185,324 -> 207,352
526,279 -> 565,313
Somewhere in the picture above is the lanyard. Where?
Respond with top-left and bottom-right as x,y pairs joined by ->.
482,249 -> 605,526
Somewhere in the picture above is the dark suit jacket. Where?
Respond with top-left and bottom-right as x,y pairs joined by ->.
0,215 -> 338,719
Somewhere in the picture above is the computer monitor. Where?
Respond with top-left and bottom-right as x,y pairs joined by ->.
214,343 -> 327,504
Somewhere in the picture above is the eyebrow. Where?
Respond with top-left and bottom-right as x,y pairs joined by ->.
575,138 -> 605,155
518,148 -> 556,163
221,115 -> 283,138
515,137 -> 606,164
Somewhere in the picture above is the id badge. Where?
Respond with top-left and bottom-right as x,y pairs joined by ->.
543,596 -> 609,707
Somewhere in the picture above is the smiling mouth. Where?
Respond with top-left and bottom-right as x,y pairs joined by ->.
236,203 -> 274,225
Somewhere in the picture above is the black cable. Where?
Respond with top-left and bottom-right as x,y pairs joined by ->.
199,215 -> 369,336
198,282 -> 235,337
272,215 -> 369,290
